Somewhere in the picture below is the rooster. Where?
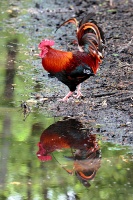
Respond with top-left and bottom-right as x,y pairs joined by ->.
39,14 -> 104,101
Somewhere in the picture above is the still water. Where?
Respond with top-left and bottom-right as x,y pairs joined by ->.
0,0 -> 133,200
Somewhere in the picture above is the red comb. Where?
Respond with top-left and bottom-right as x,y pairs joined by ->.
39,39 -> 55,49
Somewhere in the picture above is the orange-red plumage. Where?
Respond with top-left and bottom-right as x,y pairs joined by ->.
42,47 -> 99,74
36,118 -> 101,187
42,47 -> 73,73
39,14 -> 105,101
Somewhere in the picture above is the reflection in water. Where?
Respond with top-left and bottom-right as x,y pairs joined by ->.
0,116 -> 11,189
37,118 -> 101,187
0,36 -> 18,188
4,38 -> 18,100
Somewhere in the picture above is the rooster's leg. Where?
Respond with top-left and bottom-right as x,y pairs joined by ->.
74,84 -> 83,98
58,91 -> 73,102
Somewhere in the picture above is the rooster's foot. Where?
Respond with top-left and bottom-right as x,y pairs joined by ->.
73,91 -> 83,98
58,91 -> 73,102
73,84 -> 83,98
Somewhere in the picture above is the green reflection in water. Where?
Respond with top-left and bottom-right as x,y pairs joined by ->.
0,115 -> 133,200
0,2 -> 34,106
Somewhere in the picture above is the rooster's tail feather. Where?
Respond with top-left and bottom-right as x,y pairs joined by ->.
56,15 -> 104,59
55,18 -> 79,33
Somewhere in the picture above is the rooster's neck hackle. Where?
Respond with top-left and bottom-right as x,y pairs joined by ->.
42,47 -> 73,73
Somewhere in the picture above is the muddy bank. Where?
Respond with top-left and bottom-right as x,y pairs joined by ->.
27,0 -> 133,144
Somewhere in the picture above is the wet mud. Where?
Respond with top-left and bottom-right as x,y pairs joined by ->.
29,0 -> 133,145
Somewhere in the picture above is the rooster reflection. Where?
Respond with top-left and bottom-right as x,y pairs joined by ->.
37,118 -> 101,187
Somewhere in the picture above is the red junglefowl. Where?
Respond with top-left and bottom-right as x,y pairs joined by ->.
39,14 -> 105,101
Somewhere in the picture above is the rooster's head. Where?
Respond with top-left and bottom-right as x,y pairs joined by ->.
39,39 -> 55,58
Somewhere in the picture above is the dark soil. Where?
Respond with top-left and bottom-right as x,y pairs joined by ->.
30,0 -> 133,145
